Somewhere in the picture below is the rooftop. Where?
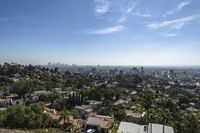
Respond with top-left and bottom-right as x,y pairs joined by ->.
75,105 -> 92,111
149,123 -> 174,133
118,122 -> 146,133
118,122 -> 174,133
86,114 -> 113,129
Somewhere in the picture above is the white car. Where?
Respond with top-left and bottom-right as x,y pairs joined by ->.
86,129 -> 96,133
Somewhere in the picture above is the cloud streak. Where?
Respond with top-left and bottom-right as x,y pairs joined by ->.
177,1 -> 191,11
164,1 -> 191,17
148,15 -> 199,30
132,12 -> 151,18
85,25 -> 125,35
93,0 -> 151,23
94,0 -> 110,16
118,1 -> 150,23
117,1 -> 135,23
160,33 -> 178,37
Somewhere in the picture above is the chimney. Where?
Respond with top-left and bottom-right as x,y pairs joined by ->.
147,125 -> 148,133
163,125 -> 165,133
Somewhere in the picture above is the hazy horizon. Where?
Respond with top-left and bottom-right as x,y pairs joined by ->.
1,62 -> 200,68
0,0 -> 200,66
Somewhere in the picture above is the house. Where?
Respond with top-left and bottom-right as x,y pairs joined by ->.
118,122 -> 146,133
186,107 -> 198,113
74,105 -> 94,119
86,114 -> 113,133
44,107 -> 85,130
58,91 -> 68,98
113,99 -> 129,106
86,100 -> 103,109
125,110 -> 145,118
0,108 -> 7,111
52,88 -> 62,93
51,88 -> 68,97
148,123 -> 175,133
75,101 -> 102,119
44,107 -> 73,126
32,90 -> 50,101
33,90 -> 50,96
118,122 -> 174,133
130,91 -> 137,95
125,110 -> 145,122
0,98 -> 11,107
44,107 -> 59,121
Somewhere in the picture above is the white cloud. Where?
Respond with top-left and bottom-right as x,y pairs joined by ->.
95,0 -> 110,16
95,4 -> 109,15
121,2 -> 135,14
126,7 -> 134,14
164,1 -> 191,17
160,33 -> 178,37
132,12 -> 151,18
118,15 -> 128,23
85,25 -> 125,35
94,0 -> 151,23
117,2 -> 135,23
117,1 -> 150,23
148,15 -> 199,30
177,1 -> 191,11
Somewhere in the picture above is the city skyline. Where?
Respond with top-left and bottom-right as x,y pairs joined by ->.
0,0 -> 200,66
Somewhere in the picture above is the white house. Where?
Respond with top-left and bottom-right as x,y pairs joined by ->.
118,122 -> 174,133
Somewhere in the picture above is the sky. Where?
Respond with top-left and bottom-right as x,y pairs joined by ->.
0,0 -> 200,66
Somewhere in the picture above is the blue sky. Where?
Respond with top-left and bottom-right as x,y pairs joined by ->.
0,0 -> 200,66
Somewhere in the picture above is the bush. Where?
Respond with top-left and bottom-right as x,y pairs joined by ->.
0,103 -> 52,129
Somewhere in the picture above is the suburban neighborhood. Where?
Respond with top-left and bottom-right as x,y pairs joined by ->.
0,63 -> 199,132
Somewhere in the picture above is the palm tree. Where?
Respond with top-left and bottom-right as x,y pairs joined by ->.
59,108 -> 72,127
71,124 -> 81,133
112,124 -> 118,133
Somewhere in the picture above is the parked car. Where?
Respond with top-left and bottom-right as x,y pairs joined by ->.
86,129 -> 96,133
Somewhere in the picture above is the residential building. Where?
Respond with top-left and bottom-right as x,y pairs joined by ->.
74,104 -> 94,119
118,122 -> 174,133
86,114 -> 113,133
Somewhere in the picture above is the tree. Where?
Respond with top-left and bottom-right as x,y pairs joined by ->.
142,88 -> 155,110
158,108 -> 172,125
72,92 -> 76,106
181,113 -> 200,133
179,95 -> 190,104
54,67 -> 59,73
0,86 -> 3,92
135,104 -> 144,113
30,102 -> 45,114
0,110 -> 6,127
12,78 -> 33,101
59,108 -> 72,127
158,98 -> 176,112
112,123 -> 118,133
145,108 -> 157,124
39,93 -> 48,102
1,103 -> 52,129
